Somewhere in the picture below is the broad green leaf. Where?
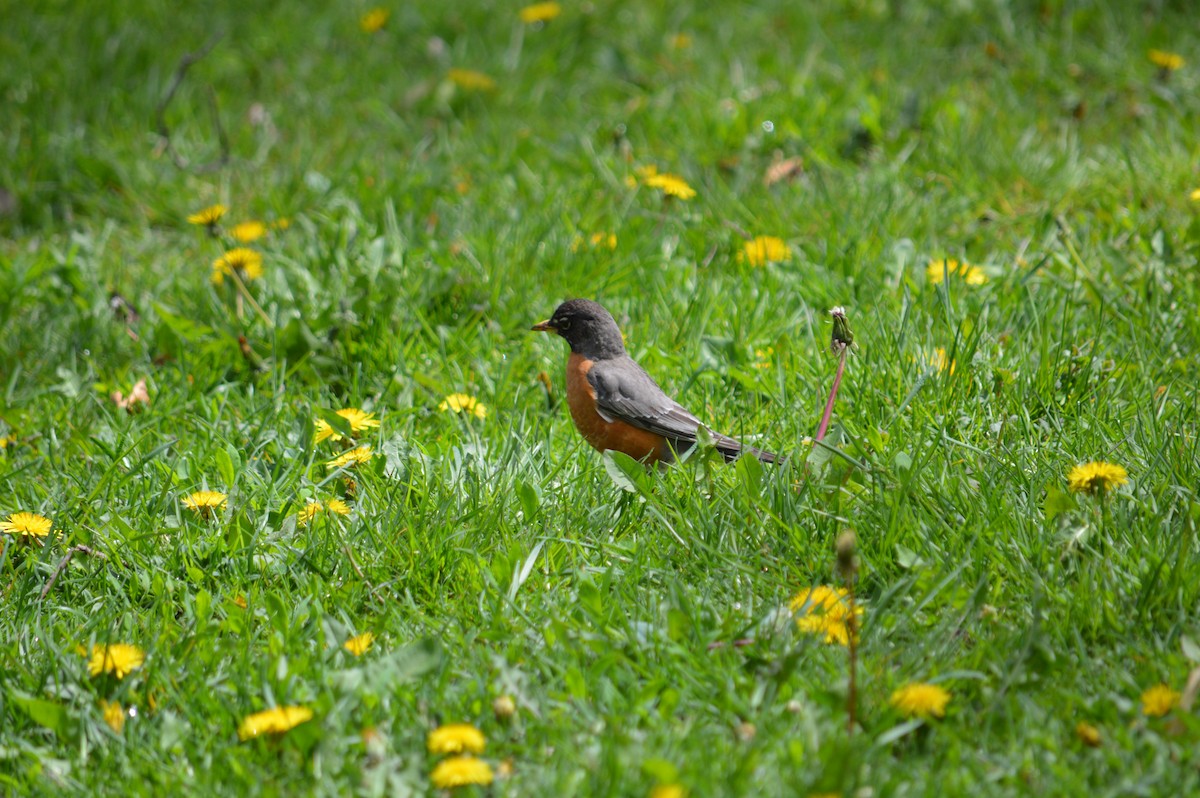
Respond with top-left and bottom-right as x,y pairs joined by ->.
11,693 -> 67,735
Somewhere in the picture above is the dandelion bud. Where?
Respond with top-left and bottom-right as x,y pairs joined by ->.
830,306 -> 854,353
836,529 -> 858,576
493,694 -> 516,721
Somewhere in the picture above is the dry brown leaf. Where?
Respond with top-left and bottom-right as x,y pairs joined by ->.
764,156 -> 803,186
111,379 -> 150,413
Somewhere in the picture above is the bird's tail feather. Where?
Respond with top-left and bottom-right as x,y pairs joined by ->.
712,434 -> 780,465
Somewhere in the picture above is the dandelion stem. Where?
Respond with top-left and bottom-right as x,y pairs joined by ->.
836,530 -> 859,735
816,343 -> 847,443
39,545 -> 107,600
228,269 -> 274,328
845,582 -> 858,734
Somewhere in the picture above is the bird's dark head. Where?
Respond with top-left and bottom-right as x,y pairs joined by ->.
532,299 -> 626,359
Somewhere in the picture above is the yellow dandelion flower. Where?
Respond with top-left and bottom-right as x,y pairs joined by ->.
440,393 -> 487,420
237,705 -> 313,741
326,498 -> 351,515
182,490 -> 227,518
344,631 -> 375,656
571,232 -> 618,252
789,585 -> 860,620
1148,49 -> 1184,71
520,2 -> 561,24
927,258 -> 987,286
100,700 -> 125,734
272,218 -> 291,230
753,346 -> 774,369
427,723 -> 486,755
651,786 -> 686,798
927,259 -> 960,283
1190,188 -> 1200,202
88,644 -> 145,679
1141,684 -> 1180,717
211,248 -> 264,285
327,445 -> 374,469
1067,461 -> 1129,495
1075,721 -> 1101,747
738,236 -> 791,267
313,407 -> 381,443
296,501 -> 324,525
929,347 -> 956,375
233,594 -> 248,609
448,68 -> 497,92
360,8 -> 389,33
795,614 -> 856,646
643,171 -> 697,200
231,220 -> 267,243
430,756 -> 494,789
790,585 -> 862,646
0,511 -> 53,538
962,265 -> 987,285
889,682 -> 951,719
187,204 -> 226,226
669,33 -> 693,50
0,433 -> 17,450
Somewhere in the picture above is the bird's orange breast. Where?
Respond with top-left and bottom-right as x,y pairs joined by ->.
566,353 -> 668,463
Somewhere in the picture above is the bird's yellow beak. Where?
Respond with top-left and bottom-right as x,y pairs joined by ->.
531,319 -> 555,332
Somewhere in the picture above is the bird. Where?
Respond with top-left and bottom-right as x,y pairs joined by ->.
532,299 -> 778,465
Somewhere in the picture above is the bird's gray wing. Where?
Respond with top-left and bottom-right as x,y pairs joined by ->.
587,356 -> 706,444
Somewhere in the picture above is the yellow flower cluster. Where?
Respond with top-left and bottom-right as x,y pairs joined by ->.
211,248 -> 264,285
449,68 -> 497,92
100,700 -> 126,734
440,393 -> 487,420
790,585 -> 862,646
182,490 -> 227,519
238,705 -> 314,741
297,498 -> 352,524
1148,49 -> 1184,71
1141,683 -> 1179,717
571,232 -> 618,252
428,724 -> 493,788
327,445 -> 375,469
890,682 -> 951,718
314,407 -> 381,443
520,2 -> 561,24
635,165 -> 697,200
928,347 -> 955,376
431,756 -> 495,789
1075,721 -> 1101,747
187,204 -> 227,226
738,236 -> 791,267
186,204 -> 280,288
651,786 -> 686,798
927,258 -> 987,286
344,631 -> 375,656
360,8 -> 389,34
752,347 -> 774,370
231,220 -> 267,243
1067,461 -> 1128,495
88,643 -> 145,679
1,511 -> 53,539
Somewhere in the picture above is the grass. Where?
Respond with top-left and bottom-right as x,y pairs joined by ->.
2,0 -> 1199,794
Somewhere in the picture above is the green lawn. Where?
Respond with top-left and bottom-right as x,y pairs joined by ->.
2,0 -> 1199,794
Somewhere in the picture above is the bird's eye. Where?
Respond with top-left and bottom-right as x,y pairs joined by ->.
556,317 -> 571,331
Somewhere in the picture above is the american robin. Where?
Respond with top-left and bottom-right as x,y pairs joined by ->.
532,299 -> 778,464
